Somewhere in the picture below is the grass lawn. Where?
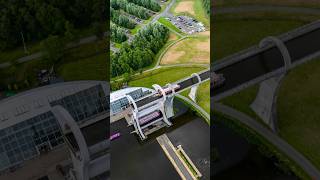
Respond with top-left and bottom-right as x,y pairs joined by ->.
161,36 -> 209,65
214,0 -> 320,9
196,81 -> 210,113
219,85 -> 260,120
128,66 -> 205,88
158,17 -> 184,34
277,58 -> 320,170
58,53 -> 108,81
212,13 -> 308,61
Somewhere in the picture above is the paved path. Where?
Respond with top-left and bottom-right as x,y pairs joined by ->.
151,0 -> 176,24
214,5 -> 320,15
213,102 -> 320,179
157,134 -> 195,180
0,33 -> 105,69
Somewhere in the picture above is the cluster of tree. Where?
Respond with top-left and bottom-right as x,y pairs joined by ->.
111,8 -> 136,29
127,0 -> 161,12
111,0 -> 150,20
202,0 -> 210,16
0,0 -> 106,50
111,23 -> 169,77
111,24 -> 127,43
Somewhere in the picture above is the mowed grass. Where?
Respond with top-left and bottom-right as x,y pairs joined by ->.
212,13 -> 308,61
277,58 -> 320,170
128,66 -> 205,88
161,36 -> 209,65
58,53 -> 108,81
196,81 -> 210,113
219,85 -> 260,120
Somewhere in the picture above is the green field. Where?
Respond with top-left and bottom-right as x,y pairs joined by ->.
160,36 -> 210,65
212,16 -> 306,61
128,66 -> 205,88
58,53 -> 108,81
214,0 -> 320,9
211,11 -> 320,61
277,58 -> 320,170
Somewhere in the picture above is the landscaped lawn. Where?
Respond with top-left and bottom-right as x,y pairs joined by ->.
128,66 -> 205,88
277,58 -> 320,170
58,53 -> 108,81
211,11 -> 320,61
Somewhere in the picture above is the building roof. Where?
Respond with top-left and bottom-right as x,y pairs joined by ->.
0,81 -> 108,130
110,87 -> 153,102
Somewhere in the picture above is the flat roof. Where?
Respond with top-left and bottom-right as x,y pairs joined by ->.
110,87 -> 153,102
0,81 -> 108,130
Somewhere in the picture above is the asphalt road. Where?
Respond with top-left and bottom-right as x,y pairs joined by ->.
213,103 -> 320,179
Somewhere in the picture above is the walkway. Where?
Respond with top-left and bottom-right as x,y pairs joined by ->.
213,103 -> 320,179
157,134 -> 195,180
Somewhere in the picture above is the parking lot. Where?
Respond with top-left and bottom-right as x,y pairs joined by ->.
167,15 -> 205,34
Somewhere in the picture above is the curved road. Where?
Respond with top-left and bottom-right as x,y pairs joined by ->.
213,103 -> 320,179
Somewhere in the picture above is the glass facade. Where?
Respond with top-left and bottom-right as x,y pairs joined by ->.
0,112 -> 63,171
50,85 -> 109,122
0,84 -> 109,171
110,88 -> 151,114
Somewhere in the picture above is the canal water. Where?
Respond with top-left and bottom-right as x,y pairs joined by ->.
212,120 -> 298,180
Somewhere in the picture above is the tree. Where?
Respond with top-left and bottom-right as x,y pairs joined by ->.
41,35 -> 65,65
64,21 -> 77,42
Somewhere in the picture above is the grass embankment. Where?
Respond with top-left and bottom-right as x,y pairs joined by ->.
171,0 -> 209,27
128,66 -> 205,88
161,35 -> 210,65
277,58 -> 320,171
212,12 -> 317,61
158,17 -> 184,34
214,0 -> 320,9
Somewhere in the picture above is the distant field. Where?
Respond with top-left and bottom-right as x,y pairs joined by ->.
161,34 -> 210,65
277,58 -> 320,170
128,66 -> 205,88
212,13 -> 307,61
214,0 -> 320,8
172,0 -> 209,27
58,53 -> 108,81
